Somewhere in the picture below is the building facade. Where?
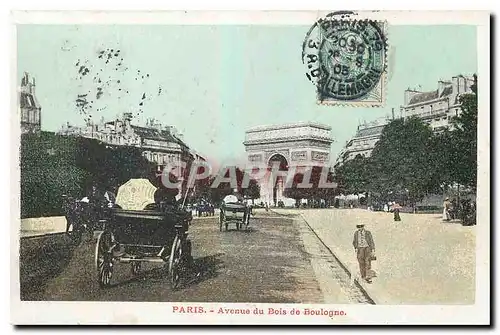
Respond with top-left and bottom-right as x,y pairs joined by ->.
335,117 -> 392,166
400,75 -> 475,132
58,113 -> 201,171
19,72 -> 41,134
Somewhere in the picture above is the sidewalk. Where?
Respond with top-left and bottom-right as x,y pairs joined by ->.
273,208 -> 476,305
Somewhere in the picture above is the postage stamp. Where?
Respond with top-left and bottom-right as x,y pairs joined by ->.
10,10 -> 490,326
302,12 -> 388,106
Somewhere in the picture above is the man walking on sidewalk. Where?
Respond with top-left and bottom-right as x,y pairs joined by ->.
353,223 -> 376,283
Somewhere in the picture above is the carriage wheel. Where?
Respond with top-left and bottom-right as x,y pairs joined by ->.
131,261 -> 142,276
95,231 -> 114,288
169,235 -> 183,290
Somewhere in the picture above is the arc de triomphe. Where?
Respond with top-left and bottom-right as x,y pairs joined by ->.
243,122 -> 334,206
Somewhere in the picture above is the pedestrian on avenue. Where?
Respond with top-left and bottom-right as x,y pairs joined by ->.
443,197 -> 451,221
393,203 -> 402,221
352,223 -> 376,283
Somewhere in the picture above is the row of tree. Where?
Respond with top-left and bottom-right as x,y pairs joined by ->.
283,166 -> 338,203
187,167 -> 261,205
333,75 -> 478,206
186,165 -> 339,206
21,132 -> 155,218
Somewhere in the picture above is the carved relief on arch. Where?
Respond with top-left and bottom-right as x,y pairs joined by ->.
291,150 -> 308,161
248,153 -> 263,163
311,151 -> 329,162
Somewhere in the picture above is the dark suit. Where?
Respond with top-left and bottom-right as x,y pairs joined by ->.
352,229 -> 375,279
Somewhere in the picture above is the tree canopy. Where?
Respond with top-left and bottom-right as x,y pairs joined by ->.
20,132 -> 155,218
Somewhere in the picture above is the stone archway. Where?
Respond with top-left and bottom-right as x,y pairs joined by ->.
243,122 -> 334,207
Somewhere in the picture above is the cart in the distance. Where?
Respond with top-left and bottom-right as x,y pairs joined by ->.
219,202 -> 251,231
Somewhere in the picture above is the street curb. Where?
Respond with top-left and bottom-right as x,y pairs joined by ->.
298,213 -> 380,305
20,231 -> 66,240
270,209 -> 380,305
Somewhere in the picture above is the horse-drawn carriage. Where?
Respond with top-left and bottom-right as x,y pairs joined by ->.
219,200 -> 251,231
95,205 -> 192,289
64,179 -> 194,289
94,179 -> 193,289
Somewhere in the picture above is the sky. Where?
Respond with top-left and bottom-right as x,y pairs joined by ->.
17,24 -> 477,167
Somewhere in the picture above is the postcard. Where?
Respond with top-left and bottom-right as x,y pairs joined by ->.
11,10 -> 490,325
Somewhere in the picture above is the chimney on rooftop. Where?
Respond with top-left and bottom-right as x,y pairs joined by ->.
438,80 -> 447,97
404,88 -> 420,106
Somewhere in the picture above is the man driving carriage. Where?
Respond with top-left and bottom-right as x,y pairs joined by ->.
223,188 -> 244,204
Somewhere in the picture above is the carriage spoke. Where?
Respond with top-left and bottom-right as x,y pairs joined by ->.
95,230 -> 114,288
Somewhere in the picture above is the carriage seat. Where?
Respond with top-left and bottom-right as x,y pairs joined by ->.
141,203 -> 192,220
224,202 -> 247,210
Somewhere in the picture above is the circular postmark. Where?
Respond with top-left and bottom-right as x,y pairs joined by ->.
302,16 -> 387,101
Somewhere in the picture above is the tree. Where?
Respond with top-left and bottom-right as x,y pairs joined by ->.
20,132 -> 155,218
203,167 -> 260,205
21,132 -> 91,217
369,117 -> 437,205
333,155 -> 372,195
450,74 -> 478,190
189,164 -> 213,202
283,166 -> 338,204
283,171 -> 307,202
242,178 -> 261,202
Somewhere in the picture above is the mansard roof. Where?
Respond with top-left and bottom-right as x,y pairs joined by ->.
131,125 -> 189,149
408,86 -> 453,105
355,124 -> 385,138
